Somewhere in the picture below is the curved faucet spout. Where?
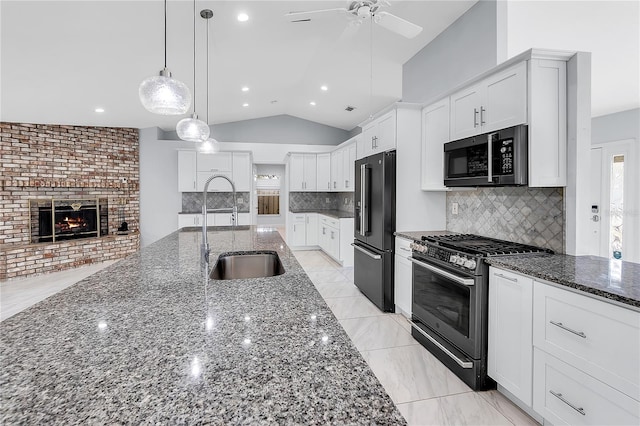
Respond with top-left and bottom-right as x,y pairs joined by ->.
201,174 -> 238,263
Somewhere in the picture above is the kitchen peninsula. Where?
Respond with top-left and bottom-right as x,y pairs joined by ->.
0,227 -> 405,424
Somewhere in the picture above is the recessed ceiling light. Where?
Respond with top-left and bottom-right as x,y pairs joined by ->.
237,13 -> 249,22
95,107 -> 105,113
320,85 -> 328,91
309,101 -> 316,106
243,103 -> 249,107
241,86 -> 249,92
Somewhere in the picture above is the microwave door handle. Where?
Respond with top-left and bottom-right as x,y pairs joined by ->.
487,133 -> 495,183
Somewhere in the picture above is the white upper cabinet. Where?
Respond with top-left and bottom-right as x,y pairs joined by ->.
358,110 -> 397,159
316,153 -> 332,192
343,143 -> 357,191
196,152 -> 233,191
450,62 -> 527,140
177,150 -> 197,192
331,149 -> 343,191
289,153 -> 317,191
421,98 -> 450,191
232,152 -> 252,192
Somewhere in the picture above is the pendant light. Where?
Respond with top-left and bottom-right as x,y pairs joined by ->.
199,9 -> 219,153
139,0 -> 192,115
176,0 -> 210,142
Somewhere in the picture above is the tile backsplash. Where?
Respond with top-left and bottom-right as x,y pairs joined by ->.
290,192 -> 354,213
182,192 -> 250,213
446,187 -> 564,253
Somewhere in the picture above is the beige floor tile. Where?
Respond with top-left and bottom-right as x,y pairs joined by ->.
325,295 -> 385,320
398,392 -> 512,426
306,269 -> 350,283
390,313 -> 413,333
479,390 -> 541,425
314,280 -> 363,299
339,315 -> 417,352
361,344 -> 471,404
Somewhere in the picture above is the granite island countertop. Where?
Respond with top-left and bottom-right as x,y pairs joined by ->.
289,209 -> 354,219
0,227 -> 405,424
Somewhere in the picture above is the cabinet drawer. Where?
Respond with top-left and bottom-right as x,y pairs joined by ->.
533,282 -> 640,399
320,215 -> 339,229
291,214 -> 306,222
533,349 -> 639,425
395,237 -> 412,257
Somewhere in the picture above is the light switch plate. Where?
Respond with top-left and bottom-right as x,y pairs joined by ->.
452,202 -> 459,215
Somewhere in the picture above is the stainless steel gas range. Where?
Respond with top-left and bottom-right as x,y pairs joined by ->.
408,234 -> 552,390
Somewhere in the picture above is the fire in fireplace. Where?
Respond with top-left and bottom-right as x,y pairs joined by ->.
29,198 -> 109,243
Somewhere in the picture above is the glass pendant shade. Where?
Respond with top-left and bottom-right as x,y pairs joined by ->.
177,113 -> 210,142
139,68 -> 192,115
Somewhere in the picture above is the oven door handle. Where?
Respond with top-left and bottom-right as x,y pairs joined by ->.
411,323 -> 473,369
408,257 -> 475,286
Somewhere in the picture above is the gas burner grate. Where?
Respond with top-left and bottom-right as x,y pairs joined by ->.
421,234 -> 552,256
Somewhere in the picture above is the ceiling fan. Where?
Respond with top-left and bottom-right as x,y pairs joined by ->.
285,0 -> 423,39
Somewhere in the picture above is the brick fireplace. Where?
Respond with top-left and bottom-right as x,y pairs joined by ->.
0,122 -> 140,280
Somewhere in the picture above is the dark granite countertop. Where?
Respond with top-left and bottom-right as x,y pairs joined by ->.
394,230 -> 455,242
0,227 -> 404,424
290,209 -> 354,219
485,254 -> 640,309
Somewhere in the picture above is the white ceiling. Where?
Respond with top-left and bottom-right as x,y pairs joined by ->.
0,0 -> 477,131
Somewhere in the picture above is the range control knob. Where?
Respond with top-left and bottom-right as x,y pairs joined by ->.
449,254 -> 459,264
464,259 -> 477,269
456,256 -> 467,266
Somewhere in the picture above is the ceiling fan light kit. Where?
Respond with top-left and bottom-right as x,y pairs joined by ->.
139,0 -> 191,115
177,0 -> 210,142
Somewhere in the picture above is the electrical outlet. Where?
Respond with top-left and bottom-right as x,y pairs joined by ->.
326,197 -> 330,203
121,177 -> 127,184
452,202 -> 459,215
237,197 -> 243,204
344,197 -> 348,205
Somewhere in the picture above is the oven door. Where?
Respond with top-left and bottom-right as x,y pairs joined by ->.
410,256 -> 483,359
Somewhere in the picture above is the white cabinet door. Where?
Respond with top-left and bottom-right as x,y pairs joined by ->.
483,61 -> 527,133
197,152 -> 232,173
394,238 -> 413,317
421,98 -> 450,191
178,214 -> 200,228
289,154 -> 305,191
343,144 -> 356,191
450,62 -> 527,140
450,84 -> 483,140
306,213 -> 318,246
178,151 -> 197,192
488,267 -> 534,406
232,152 -> 252,192
316,153 -> 332,192
303,154 -> 317,191
289,213 -> 307,246
328,226 -> 340,260
374,110 -> 397,153
331,149 -> 343,191
360,121 -> 376,159
528,59 -> 567,187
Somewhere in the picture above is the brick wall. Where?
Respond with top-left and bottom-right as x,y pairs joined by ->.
0,122 -> 140,280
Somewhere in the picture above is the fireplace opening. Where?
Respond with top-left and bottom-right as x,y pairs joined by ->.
29,198 -> 109,243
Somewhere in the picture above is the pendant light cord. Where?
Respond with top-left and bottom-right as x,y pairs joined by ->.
206,14 -> 209,125
369,14 -> 373,119
192,0 -> 196,111
164,0 -> 167,68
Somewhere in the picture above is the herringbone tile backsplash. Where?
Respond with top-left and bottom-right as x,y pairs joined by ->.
446,187 -> 564,253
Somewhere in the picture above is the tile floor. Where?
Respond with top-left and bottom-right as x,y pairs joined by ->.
293,249 -> 540,426
1,248 -> 539,425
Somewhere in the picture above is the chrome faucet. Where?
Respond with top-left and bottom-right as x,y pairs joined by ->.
201,174 -> 237,263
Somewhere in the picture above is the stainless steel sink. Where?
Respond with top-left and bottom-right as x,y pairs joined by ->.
209,251 -> 285,280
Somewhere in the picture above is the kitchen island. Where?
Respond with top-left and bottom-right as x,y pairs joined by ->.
1,227 -> 405,424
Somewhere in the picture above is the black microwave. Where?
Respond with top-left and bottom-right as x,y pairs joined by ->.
443,125 -> 528,187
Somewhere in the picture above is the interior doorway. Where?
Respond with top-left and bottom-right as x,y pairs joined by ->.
254,164 -> 285,227
589,139 -> 639,262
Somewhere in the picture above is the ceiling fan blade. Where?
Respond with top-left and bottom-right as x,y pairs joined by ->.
374,11 -> 422,38
285,8 -> 349,21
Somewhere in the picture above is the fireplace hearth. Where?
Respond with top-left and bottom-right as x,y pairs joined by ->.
29,198 -> 109,243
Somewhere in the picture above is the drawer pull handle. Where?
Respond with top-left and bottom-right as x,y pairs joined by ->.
549,390 -> 586,416
550,321 -> 587,339
494,273 -> 518,282
399,247 -> 411,252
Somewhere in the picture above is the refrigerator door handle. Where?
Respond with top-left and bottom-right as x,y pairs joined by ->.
351,243 -> 381,260
359,164 -> 369,236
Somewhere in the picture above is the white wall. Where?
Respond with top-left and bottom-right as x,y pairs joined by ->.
506,0 -> 639,118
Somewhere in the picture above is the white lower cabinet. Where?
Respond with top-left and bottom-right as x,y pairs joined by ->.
178,213 -> 250,229
488,267 -> 534,406
488,268 -> 640,425
394,237 -> 412,317
533,348 -> 639,426
318,214 -> 354,267
178,214 -> 203,228
288,213 -> 318,247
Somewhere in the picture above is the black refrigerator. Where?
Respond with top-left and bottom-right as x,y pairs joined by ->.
353,150 -> 396,312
